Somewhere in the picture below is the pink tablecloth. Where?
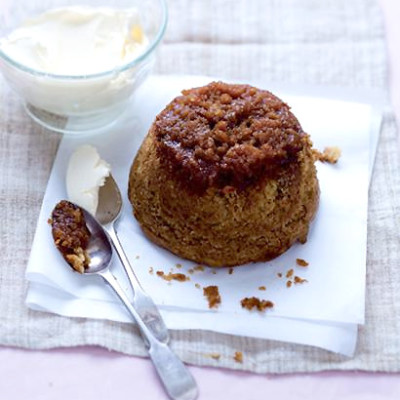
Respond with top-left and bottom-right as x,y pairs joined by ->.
1,0 -> 399,398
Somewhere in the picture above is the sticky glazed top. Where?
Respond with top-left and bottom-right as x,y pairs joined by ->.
154,81 -> 311,193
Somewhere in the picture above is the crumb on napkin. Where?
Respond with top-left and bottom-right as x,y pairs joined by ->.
294,276 -> 308,284
156,271 -> 190,282
313,146 -> 341,164
240,297 -> 274,312
233,351 -> 243,363
296,258 -> 309,267
203,285 -> 221,308
286,268 -> 294,278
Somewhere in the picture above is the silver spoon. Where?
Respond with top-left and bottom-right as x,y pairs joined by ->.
96,175 -> 169,343
75,207 -> 198,400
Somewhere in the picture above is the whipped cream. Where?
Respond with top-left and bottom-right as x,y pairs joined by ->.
0,6 -> 148,75
0,5 -> 158,129
66,145 -> 111,215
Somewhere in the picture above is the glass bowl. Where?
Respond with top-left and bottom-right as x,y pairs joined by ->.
0,0 -> 167,134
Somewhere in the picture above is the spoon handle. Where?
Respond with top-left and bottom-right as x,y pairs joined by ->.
100,269 -> 198,400
104,223 -> 169,343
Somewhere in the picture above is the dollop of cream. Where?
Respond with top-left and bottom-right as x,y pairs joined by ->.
0,6 -> 148,75
66,145 -> 111,215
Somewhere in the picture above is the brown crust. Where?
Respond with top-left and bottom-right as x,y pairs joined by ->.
154,81 -> 309,193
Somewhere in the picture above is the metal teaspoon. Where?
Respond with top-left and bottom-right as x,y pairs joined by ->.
59,205 -> 198,400
96,174 -> 169,343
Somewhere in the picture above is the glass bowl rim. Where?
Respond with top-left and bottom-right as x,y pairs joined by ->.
0,0 -> 168,80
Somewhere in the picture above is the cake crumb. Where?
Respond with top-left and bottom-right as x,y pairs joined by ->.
296,258 -> 309,267
195,283 -> 201,289
203,285 -> 221,308
149,267 -> 154,275
176,263 -> 183,269
228,268 -> 234,275
286,268 -> 294,278
277,272 -> 282,278
135,255 -> 140,259
286,280 -> 292,288
212,270 -> 217,275
314,146 -> 341,164
258,286 -> 266,291
233,351 -> 243,363
156,271 -> 190,282
188,268 -> 194,274
294,276 -> 308,284
194,265 -> 205,272
65,251 -> 89,274
240,297 -> 274,312
210,353 -> 221,360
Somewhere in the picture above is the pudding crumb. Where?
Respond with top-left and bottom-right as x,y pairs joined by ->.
203,285 -> 221,308
296,258 -> 309,267
314,146 -> 341,164
286,269 -> 294,278
241,297 -> 274,311
156,271 -> 190,282
294,276 -> 308,284
234,351 -> 243,363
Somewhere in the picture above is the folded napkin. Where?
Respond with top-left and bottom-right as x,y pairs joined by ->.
26,75 -> 382,356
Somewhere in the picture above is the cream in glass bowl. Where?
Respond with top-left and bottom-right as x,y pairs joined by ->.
0,0 -> 167,134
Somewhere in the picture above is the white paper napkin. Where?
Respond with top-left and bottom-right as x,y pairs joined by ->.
26,75 -> 382,356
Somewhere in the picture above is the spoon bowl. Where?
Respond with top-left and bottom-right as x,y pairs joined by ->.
96,174 -> 122,225
80,208 -> 113,275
